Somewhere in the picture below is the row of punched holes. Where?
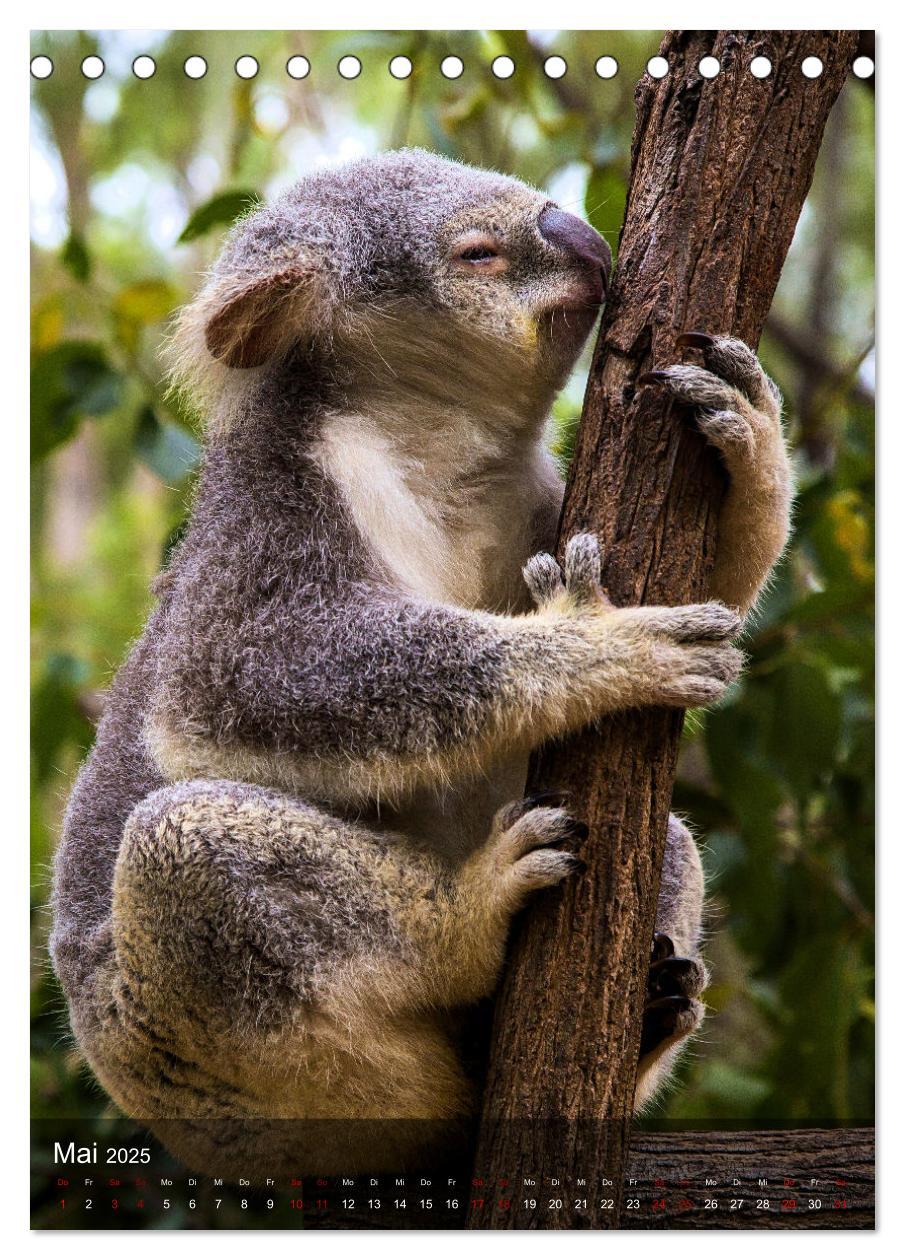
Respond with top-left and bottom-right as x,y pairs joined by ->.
31,52 -> 876,82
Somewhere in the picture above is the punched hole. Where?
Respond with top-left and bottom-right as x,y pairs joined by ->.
235,56 -> 259,80
286,56 -> 310,79
389,55 -> 412,79
338,56 -> 362,80
81,55 -> 104,80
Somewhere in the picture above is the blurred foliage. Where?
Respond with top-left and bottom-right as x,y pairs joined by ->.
30,30 -> 874,1127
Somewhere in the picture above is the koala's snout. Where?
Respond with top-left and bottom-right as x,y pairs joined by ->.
538,206 -> 612,296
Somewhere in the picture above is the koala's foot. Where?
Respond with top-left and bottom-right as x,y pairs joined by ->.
635,930 -> 707,1110
641,931 -> 706,1058
479,792 -> 588,904
524,533 -> 745,711
440,793 -> 587,1007
638,334 -> 793,614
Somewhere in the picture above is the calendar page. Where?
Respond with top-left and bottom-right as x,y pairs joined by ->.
29,27 -> 875,1231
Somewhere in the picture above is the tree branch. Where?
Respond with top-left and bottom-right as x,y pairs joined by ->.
469,30 -> 859,1230
625,1127 -> 874,1228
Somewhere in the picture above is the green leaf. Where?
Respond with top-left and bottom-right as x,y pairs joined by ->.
61,233 -> 92,283
706,698 -> 783,826
113,279 -> 178,325
177,190 -> 260,243
767,661 -> 842,802
31,341 -> 124,462
134,406 -> 199,482
763,933 -> 867,1120
112,280 -> 180,352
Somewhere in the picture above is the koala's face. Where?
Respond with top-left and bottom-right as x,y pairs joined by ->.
432,189 -> 611,385
191,150 -> 611,407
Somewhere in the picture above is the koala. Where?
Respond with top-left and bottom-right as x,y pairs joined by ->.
50,149 -> 792,1176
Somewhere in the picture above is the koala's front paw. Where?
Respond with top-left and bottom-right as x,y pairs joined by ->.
639,931 -> 707,1062
639,332 -> 784,476
525,533 -> 744,710
620,602 -> 745,708
639,334 -> 793,614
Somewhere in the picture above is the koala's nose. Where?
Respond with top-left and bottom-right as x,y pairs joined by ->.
538,206 -> 612,279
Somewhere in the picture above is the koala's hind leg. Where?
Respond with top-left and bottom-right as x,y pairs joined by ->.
634,814 -> 709,1111
82,779 -> 477,1172
404,792 -> 587,1009
86,780 -> 584,1172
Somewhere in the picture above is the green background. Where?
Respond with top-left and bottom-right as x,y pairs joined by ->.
31,30 -> 874,1127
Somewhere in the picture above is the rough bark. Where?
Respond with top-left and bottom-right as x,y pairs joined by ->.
625,1127 -> 874,1229
469,29 -> 859,1230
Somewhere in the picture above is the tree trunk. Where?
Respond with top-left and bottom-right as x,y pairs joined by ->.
469,29 -> 859,1230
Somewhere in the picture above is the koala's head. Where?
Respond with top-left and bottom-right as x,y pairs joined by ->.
172,149 -> 611,420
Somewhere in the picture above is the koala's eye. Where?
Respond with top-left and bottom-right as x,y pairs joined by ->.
459,245 -> 498,263
451,234 -> 508,274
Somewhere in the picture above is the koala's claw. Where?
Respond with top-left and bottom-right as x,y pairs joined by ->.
520,789 -> 571,813
491,798 -> 590,851
675,331 -> 716,352
527,546 -> 744,710
563,533 -> 603,604
637,370 -> 672,387
519,807 -> 589,849
628,601 -> 742,643
679,331 -> 780,407
546,816 -> 590,845
639,362 -> 750,412
495,791 -> 572,832
510,842 -> 586,894
523,551 -> 564,607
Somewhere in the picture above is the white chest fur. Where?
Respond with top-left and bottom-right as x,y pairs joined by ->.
313,413 -> 558,612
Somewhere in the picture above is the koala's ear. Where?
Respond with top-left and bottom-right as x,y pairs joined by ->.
204,265 -> 319,370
